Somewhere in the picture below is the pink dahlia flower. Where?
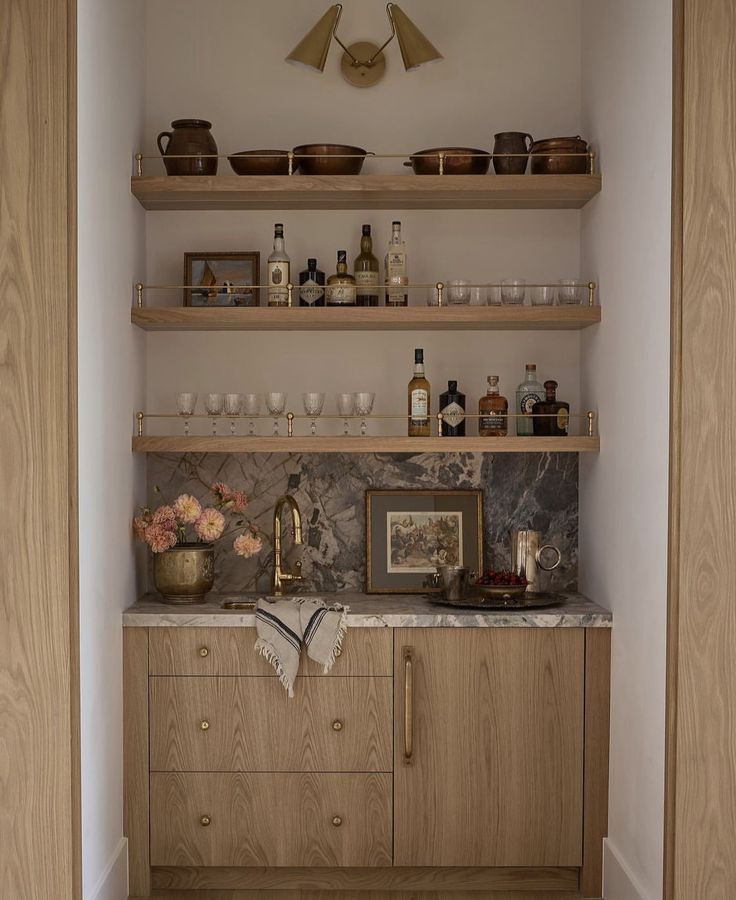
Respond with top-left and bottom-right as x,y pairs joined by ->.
195,508 -> 226,543
152,505 -> 177,529
133,513 -> 150,541
233,532 -> 263,558
145,523 -> 178,553
173,493 -> 202,524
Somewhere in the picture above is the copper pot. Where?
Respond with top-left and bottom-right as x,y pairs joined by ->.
292,144 -> 371,176
228,150 -> 291,176
153,543 -> 215,604
157,119 -> 218,176
530,136 -> 589,175
404,147 -> 491,176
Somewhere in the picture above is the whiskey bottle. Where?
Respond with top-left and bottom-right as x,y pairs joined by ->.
354,225 -> 380,306
515,363 -> 544,436
267,223 -> 290,307
478,376 -> 508,436
408,348 -> 430,437
299,258 -> 325,306
325,251 -> 357,306
385,220 -> 408,307
532,380 -> 570,436
439,380 -> 466,437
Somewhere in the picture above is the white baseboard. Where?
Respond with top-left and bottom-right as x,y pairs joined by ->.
603,838 -> 654,900
87,837 -> 128,900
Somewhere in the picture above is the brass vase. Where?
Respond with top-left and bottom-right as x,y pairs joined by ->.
153,543 -> 215,604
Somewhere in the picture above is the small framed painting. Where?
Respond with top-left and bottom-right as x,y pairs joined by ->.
366,489 -> 483,593
183,251 -> 260,306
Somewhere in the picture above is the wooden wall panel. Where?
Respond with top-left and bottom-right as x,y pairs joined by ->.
0,0 -> 79,897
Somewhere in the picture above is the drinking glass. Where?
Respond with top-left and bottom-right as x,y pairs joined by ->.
426,286 -> 440,306
302,392 -> 325,435
336,393 -> 355,434
242,392 -> 261,435
531,285 -> 556,306
469,286 -> 487,306
487,284 -> 503,306
501,278 -> 526,305
353,392 -> 375,436
447,279 -> 471,305
204,393 -> 224,435
177,392 -> 197,436
558,279 -> 584,305
265,392 -> 287,436
224,393 -> 243,435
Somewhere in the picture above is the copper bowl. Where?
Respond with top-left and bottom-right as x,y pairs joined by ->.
292,144 -> 371,176
153,543 -> 215,604
228,150 -> 291,176
530,136 -> 589,175
405,147 -> 491,176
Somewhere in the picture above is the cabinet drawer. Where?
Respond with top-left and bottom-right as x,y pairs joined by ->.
150,772 -> 392,867
149,626 -> 391,676
150,676 -> 392,772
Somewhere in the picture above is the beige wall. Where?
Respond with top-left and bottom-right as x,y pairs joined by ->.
142,0 -> 585,431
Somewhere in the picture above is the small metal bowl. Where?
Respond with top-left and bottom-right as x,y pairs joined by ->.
475,583 -> 528,601
228,150 -> 291,176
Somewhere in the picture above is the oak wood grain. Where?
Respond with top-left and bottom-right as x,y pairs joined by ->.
150,772 -> 392,867
131,305 -> 600,332
667,1 -> 736,896
149,626 -> 391,676
150,676 -> 392,772
146,890 -> 582,900
0,0 -> 79,896
579,629 -> 611,898
124,628 -> 150,897
133,435 -> 600,454
131,173 -> 602,211
393,629 -> 584,867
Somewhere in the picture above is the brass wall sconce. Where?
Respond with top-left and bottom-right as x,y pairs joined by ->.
286,3 -> 443,88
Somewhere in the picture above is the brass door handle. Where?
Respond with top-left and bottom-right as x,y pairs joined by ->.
332,719 -> 344,731
198,646 -> 209,658
200,720 -> 210,731
332,815 -> 342,827
199,815 -> 211,827
403,646 -> 413,765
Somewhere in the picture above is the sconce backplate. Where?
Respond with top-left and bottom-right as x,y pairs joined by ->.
341,41 -> 386,87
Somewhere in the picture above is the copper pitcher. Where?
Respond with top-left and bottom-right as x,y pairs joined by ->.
510,529 -> 561,592
157,118 -> 218,176
493,131 -> 533,175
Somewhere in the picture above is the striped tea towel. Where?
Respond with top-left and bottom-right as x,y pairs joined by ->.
254,597 -> 349,697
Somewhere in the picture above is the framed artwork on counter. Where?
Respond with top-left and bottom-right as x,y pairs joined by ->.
183,251 -> 260,307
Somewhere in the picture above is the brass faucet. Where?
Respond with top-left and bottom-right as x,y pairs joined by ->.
271,495 -> 304,596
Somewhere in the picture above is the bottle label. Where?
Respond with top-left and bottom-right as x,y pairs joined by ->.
411,389 -> 428,423
480,413 -> 507,431
299,277 -> 324,305
355,271 -> 379,286
519,392 -> 542,414
557,408 -> 569,432
268,261 -> 290,305
326,283 -> 357,305
441,401 -> 465,429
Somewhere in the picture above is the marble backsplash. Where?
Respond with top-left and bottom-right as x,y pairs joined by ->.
146,452 -> 578,594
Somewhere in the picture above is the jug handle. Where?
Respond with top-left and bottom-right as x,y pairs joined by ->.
157,131 -> 173,157
524,133 -> 534,152
536,544 -> 561,571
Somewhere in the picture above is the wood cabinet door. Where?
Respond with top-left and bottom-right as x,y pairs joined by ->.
393,628 -> 584,867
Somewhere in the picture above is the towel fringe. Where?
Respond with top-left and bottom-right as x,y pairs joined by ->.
254,638 -> 295,698
322,606 -> 350,674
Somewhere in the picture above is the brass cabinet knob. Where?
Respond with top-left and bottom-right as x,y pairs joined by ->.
200,720 -> 210,731
199,815 -> 211,827
331,815 -> 342,827
198,646 -> 209,658
331,719 -> 343,732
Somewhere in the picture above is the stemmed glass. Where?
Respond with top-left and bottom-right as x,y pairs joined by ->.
204,393 -> 224,435
353,392 -> 375,436
266,392 -> 287,436
302,392 -> 325,435
224,393 -> 243,435
243,393 -> 260,435
336,393 -> 355,435
177,392 -> 197,436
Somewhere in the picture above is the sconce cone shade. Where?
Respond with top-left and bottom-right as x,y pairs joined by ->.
390,4 -> 443,70
285,5 -> 341,72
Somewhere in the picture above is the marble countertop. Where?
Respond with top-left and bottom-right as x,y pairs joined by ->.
124,592 -> 611,628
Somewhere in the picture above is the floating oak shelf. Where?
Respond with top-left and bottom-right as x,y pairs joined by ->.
131,174 -> 602,211
132,435 -> 600,454
131,305 -> 600,332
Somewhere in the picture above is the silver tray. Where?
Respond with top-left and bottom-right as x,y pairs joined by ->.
426,592 -> 566,611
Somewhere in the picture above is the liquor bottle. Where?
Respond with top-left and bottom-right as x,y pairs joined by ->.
325,251 -> 357,306
478,376 -> 508,436
267,223 -> 290,307
439,380 -> 466,437
385,220 -> 408,307
408,348 -> 430,437
354,225 -> 380,306
299,258 -> 325,307
515,363 -> 544,436
532,380 -> 570,436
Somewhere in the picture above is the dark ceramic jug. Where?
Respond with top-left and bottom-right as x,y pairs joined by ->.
157,119 -> 218,176
492,131 -> 533,175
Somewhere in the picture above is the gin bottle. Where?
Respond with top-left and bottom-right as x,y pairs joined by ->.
515,363 -> 544,436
